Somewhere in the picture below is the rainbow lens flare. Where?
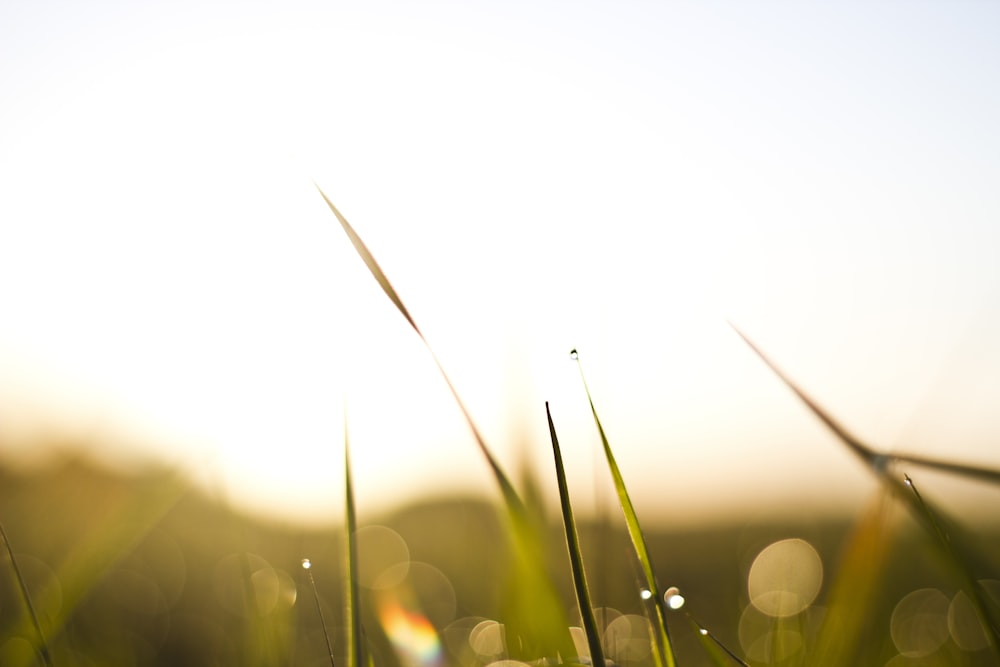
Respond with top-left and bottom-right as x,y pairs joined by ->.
378,598 -> 443,667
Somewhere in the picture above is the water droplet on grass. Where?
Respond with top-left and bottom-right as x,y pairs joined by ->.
301,559 -> 312,570
639,588 -> 652,600
699,628 -> 708,636
569,349 -> 579,360
664,587 -> 685,610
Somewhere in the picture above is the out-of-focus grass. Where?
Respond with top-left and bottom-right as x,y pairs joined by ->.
1,453 -> 999,666
733,324 -> 1000,663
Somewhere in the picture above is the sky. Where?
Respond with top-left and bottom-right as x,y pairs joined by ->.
1,0 -> 999,526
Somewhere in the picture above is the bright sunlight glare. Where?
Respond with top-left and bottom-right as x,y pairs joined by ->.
1,0 -> 999,525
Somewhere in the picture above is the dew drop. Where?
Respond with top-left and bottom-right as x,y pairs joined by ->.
699,628 -> 708,636
904,475 -> 913,487
639,588 -> 653,600
664,587 -> 685,610
569,349 -> 579,360
301,558 -> 312,570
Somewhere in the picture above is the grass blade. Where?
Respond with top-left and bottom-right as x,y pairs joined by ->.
810,490 -> 895,666
345,416 -> 363,667
314,185 -> 418,333
728,323 -> 1000,486
686,616 -> 749,667
314,182 -> 521,512
727,325 -> 878,467
302,559 -> 336,667
572,349 -> 677,667
903,474 -> 1000,653
546,402 -> 606,667
316,184 -> 573,660
893,452 -> 1000,487
1,523 -> 54,667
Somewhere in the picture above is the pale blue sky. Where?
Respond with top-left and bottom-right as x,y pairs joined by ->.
1,0 -> 998,523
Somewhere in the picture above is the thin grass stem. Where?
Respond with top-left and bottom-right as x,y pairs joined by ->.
686,614 -> 749,667
302,558 -> 336,667
1,523 -> 54,667
729,322 -> 1000,485
314,183 -> 522,513
344,412 -> 364,667
546,402 -> 606,667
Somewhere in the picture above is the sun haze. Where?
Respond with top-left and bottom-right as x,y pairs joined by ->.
1,0 -> 999,525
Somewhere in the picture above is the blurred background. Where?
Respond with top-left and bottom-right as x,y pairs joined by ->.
1,1 -> 1000,664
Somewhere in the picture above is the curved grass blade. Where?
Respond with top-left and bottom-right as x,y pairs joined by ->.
344,416 -> 363,667
315,183 -> 520,510
728,323 -> 1000,486
1,523 -> 54,667
316,184 -> 573,660
546,402 -> 606,667
572,349 -> 677,667
729,323 -> 1000,656
302,559 -> 336,667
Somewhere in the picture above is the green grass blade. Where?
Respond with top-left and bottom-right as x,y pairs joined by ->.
345,417 -> 363,667
1,523 -> 54,667
546,402 -> 606,667
316,185 -> 573,660
572,350 -> 677,667
903,474 -> 1000,653
685,615 -> 749,667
